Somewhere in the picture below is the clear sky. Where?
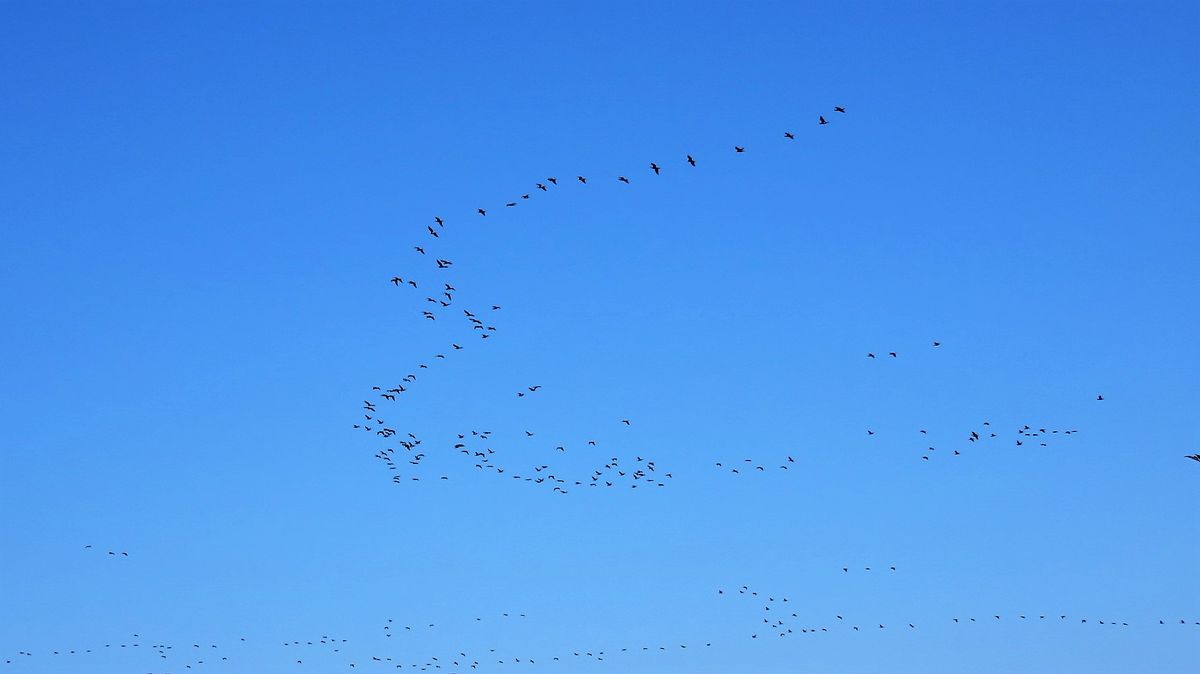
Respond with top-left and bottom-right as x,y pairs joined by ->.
1,1 -> 1197,672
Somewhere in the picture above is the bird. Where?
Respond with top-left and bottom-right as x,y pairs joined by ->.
734,146 -> 745,153
867,353 -> 876,358
1185,454 -> 1200,462
1097,395 -> 1104,400
547,177 -> 558,185
618,176 -> 630,183
434,216 -> 444,227
390,277 -> 402,285
686,155 -> 696,166
621,419 -> 631,425
477,208 -> 486,216
933,341 -> 941,347
650,163 -> 661,175
427,226 -> 438,237
784,132 -> 794,139
819,116 -> 828,125
577,176 -> 587,184
414,246 -> 425,254
834,106 -> 846,113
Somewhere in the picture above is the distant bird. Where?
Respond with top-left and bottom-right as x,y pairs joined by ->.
734,146 -> 745,153
933,341 -> 941,347
819,116 -> 828,125
618,176 -> 630,183
867,353 -> 876,358
686,155 -> 696,166
834,106 -> 846,113
434,216 -> 444,227
477,208 -> 486,216
390,277 -> 402,285
521,193 -> 530,199
783,132 -> 794,139
506,202 -> 516,207
1185,454 -> 1200,462
577,176 -> 587,184
414,246 -> 425,254
650,163 -> 661,175
889,352 -> 897,358
621,419 -> 631,425
547,177 -> 558,185
536,183 -> 547,191
1097,395 -> 1104,400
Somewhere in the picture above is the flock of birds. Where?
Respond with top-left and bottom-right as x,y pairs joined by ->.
9,104 -> 1197,673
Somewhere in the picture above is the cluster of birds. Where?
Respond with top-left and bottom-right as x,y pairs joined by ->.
352,107 -> 857,488
722,585 -> 1200,640
4,633 -> 246,671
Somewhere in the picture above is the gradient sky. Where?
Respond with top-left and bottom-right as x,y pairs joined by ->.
1,2 -> 1198,672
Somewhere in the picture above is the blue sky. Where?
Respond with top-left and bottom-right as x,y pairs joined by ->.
1,1 -> 1197,672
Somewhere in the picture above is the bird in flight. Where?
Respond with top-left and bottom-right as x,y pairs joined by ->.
650,163 -> 661,175
1185,454 -> 1200,462
1097,395 -> 1104,401
414,246 -> 425,254
784,132 -> 795,139
547,177 -> 558,185
819,116 -> 828,125
687,155 -> 696,166
618,176 -> 630,184
621,419 -> 631,425
835,106 -> 846,113
734,146 -> 745,153
427,226 -> 438,237
536,183 -> 547,191
477,208 -> 486,216
577,176 -> 587,184
434,216 -> 444,227
390,277 -> 402,285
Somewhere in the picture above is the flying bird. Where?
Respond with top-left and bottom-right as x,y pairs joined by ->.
618,176 -> 630,183
650,163 -> 661,175
734,146 -> 745,153
819,116 -> 828,125
477,208 -> 486,216
784,132 -> 794,139
834,106 -> 846,113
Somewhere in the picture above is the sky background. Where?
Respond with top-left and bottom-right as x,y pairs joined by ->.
1,1 -> 1198,672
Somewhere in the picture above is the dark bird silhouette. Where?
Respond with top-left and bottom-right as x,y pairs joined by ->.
536,183 -> 547,191
477,208 -> 486,216
621,419 -> 631,425
650,163 -> 661,175
577,176 -> 587,184
834,106 -> 846,113
1185,454 -> 1200,462
1097,395 -> 1104,400
686,155 -> 696,166
933,341 -> 941,347
390,277 -> 402,285
434,216 -> 444,227
414,246 -> 425,254
819,116 -> 828,125
428,226 -> 439,237
506,202 -> 517,207
784,132 -> 795,139
867,353 -> 876,358
734,146 -> 745,153
618,176 -> 630,184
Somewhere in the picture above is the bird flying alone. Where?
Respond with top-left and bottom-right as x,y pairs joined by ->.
650,163 -> 661,175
